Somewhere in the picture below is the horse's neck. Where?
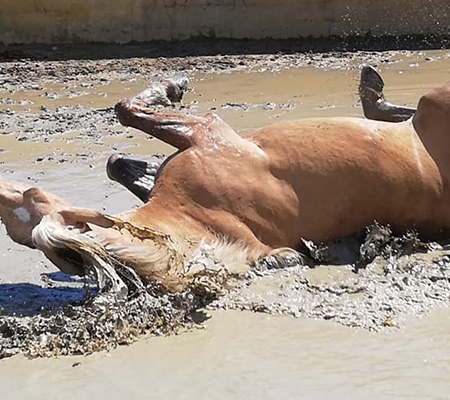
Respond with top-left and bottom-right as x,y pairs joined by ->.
128,199 -> 210,244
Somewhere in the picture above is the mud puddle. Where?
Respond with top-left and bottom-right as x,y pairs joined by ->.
2,48 -> 450,398
1,309 -> 449,400
2,49 -> 450,169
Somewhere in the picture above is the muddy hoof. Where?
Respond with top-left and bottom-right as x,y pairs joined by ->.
358,65 -> 416,123
134,75 -> 190,108
359,65 -> 384,96
163,74 -> 190,103
106,154 -> 162,202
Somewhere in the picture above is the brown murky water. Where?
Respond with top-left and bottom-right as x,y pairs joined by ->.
1,309 -> 449,400
1,50 -> 450,399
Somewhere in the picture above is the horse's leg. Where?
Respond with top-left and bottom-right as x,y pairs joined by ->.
115,97 -> 210,150
359,65 -> 416,122
113,73 -> 202,151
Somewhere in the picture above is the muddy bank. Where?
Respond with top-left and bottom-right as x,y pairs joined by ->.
3,49 -> 448,168
0,277 -> 201,358
0,45 -> 419,94
212,247 -> 450,331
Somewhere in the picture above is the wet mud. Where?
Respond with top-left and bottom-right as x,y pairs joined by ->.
212,226 -> 450,331
1,48 -> 450,364
0,279 -> 201,358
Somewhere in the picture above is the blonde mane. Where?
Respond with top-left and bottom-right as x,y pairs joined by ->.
31,215 -> 268,296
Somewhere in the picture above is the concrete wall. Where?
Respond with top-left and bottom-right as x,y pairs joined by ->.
1,0 -> 449,44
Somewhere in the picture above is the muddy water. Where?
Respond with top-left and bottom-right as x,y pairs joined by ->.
1,309 -> 449,400
3,50 -> 450,166
2,50 -> 450,399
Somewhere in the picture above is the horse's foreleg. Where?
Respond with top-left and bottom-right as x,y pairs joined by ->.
113,74 -> 202,151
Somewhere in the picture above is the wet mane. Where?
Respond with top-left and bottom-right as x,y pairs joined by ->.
30,216 -> 266,294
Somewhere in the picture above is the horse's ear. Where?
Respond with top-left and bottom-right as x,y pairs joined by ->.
59,207 -> 116,228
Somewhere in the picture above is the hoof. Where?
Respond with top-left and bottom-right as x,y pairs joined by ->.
106,154 -> 162,202
258,247 -> 311,270
359,65 -> 384,97
358,65 -> 416,122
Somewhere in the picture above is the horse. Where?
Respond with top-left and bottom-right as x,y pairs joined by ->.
1,70 -> 448,295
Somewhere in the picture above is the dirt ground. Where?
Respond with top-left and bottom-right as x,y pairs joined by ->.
1,42 -> 450,359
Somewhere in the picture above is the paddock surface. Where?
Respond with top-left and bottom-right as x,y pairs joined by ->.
1,48 -> 450,399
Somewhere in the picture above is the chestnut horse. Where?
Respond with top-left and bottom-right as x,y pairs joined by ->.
1,71 -> 449,294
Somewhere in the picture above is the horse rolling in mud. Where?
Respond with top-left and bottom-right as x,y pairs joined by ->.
1,68 -> 450,296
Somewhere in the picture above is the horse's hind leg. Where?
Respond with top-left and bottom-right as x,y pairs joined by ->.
359,65 -> 416,122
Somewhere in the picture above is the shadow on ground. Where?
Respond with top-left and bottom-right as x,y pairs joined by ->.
0,282 -> 85,316
1,34 -> 450,62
